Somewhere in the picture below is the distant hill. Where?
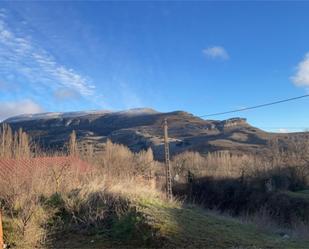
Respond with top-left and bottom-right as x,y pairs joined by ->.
3,108 -> 309,160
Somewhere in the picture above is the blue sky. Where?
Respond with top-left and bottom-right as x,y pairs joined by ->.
0,1 -> 309,132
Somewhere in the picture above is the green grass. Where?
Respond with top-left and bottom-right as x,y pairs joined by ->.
138,198 -> 309,249
2,216 -> 19,246
285,189 -> 309,201
48,195 -> 309,249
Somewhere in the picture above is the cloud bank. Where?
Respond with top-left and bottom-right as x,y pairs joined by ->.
0,10 -> 95,97
0,99 -> 43,121
291,52 -> 309,88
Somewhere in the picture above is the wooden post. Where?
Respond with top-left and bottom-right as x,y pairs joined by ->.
0,209 -> 4,249
163,118 -> 173,200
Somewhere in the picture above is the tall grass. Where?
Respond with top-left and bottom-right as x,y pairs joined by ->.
1,125 -> 309,247
0,126 -> 161,247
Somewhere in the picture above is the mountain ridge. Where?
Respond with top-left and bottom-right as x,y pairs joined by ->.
2,108 -> 308,160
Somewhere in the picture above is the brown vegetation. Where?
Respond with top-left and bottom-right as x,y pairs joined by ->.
0,124 -> 32,159
0,124 -> 308,247
0,126 -> 161,247
172,138 -> 309,236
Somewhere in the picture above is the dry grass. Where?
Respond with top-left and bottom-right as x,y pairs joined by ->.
0,128 -> 161,248
1,160 -> 161,248
1,126 -> 309,248
171,139 -> 309,188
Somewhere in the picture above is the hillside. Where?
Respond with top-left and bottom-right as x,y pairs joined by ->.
3,108 -> 308,159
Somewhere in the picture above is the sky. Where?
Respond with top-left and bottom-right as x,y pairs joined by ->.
0,1 -> 309,132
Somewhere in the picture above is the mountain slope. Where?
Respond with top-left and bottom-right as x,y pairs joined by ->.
3,108 -> 307,159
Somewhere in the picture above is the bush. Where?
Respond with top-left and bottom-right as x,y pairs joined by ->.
173,175 -> 309,226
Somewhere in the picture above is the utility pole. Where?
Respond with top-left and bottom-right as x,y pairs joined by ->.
163,118 -> 173,200
0,209 -> 4,249
1,124 -> 4,157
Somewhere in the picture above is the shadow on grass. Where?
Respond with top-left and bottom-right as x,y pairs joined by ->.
134,198 -> 309,249
42,173 -> 309,249
173,173 -> 309,227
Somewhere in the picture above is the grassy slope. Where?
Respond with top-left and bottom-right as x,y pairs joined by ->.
52,196 -> 309,249
285,189 -> 309,201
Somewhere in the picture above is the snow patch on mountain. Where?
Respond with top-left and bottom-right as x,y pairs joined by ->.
5,110 -> 111,123
4,108 -> 160,123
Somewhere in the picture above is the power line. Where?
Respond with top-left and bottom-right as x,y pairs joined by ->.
198,94 -> 309,118
259,127 -> 309,129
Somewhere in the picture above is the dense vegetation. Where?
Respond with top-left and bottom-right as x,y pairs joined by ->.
0,124 -> 308,248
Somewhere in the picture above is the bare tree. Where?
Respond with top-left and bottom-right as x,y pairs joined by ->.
0,123 -> 13,158
0,124 -> 32,159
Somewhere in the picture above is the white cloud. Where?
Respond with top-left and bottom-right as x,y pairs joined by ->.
0,99 -> 43,121
0,13 -> 95,97
291,52 -> 309,87
202,46 -> 229,60
277,128 -> 290,133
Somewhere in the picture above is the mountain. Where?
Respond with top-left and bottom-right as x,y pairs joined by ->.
3,108 -> 307,160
